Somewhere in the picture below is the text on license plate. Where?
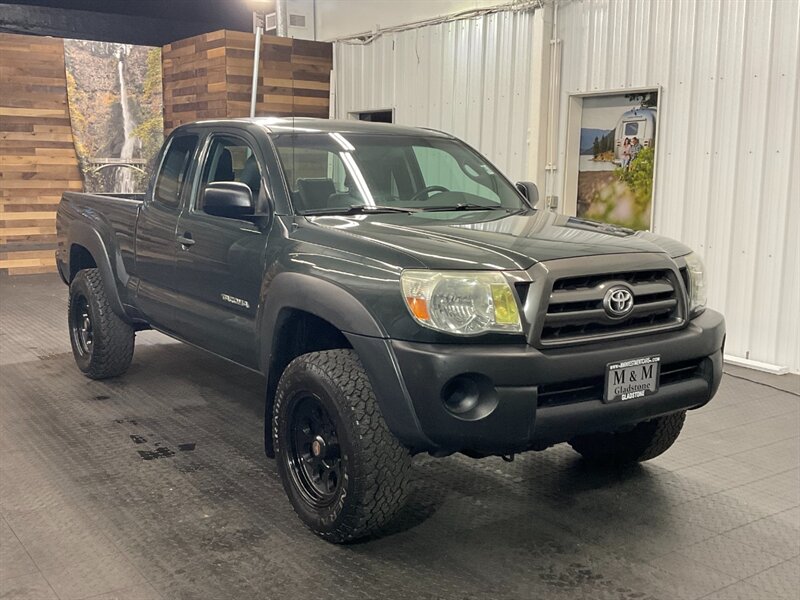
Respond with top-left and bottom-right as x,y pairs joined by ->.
604,355 -> 661,402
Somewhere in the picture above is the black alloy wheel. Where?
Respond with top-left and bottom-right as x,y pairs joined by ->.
272,350 -> 412,543
67,268 -> 135,379
286,394 -> 343,508
70,292 -> 93,358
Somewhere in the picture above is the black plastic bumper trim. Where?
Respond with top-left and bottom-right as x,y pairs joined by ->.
350,309 -> 725,455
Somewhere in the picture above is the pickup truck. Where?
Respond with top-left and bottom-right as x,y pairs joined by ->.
56,118 -> 725,542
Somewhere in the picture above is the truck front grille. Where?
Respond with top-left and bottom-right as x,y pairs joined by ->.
539,268 -> 685,346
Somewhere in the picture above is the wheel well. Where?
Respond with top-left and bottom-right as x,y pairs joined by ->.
69,244 -> 96,281
264,309 -> 352,457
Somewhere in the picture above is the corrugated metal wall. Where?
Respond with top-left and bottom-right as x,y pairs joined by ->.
332,0 -> 800,372
554,0 -> 800,372
333,9 -> 536,181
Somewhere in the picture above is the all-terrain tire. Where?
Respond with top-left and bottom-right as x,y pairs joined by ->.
68,268 -> 134,379
569,410 -> 687,465
272,349 -> 412,543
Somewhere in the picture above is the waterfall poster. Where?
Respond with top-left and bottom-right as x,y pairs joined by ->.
64,40 -> 164,194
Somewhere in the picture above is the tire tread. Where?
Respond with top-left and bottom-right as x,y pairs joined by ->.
69,268 -> 134,379
569,410 -> 686,464
273,349 -> 411,543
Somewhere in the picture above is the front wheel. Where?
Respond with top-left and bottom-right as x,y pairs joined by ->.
569,410 -> 687,465
272,349 -> 411,543
68,268 -> 134,379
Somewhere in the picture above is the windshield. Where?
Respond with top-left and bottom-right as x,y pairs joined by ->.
271,132 -> 525,214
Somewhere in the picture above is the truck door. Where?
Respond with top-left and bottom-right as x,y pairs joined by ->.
134,133 -> 199,331
170,132 -> 270,368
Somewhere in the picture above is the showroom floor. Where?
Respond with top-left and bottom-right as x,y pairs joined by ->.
1,275 -> 798,600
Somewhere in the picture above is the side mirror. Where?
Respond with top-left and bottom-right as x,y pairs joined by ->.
203,181 -> 254,219
515,181 -> 539,208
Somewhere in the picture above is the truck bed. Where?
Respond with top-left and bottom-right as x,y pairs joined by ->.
56,191 -> 144,287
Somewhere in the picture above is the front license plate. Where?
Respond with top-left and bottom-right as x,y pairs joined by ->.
604,355 -> 661,402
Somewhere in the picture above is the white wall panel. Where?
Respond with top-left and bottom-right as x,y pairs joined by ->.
554,0 -> 800,372
333,10 -> 537,182
316,0 -> 504,41
332,0 -> 799,372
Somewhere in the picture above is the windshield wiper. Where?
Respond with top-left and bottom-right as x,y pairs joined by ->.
302,205 -> 420,216
421,203 -> 506,212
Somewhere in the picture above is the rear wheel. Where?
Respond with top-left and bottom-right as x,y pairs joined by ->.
569,410 -> 687,465
68,268 -> 134,379
273,349 -> 411,543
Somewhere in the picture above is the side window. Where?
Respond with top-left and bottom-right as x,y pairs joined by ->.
153,135 -> 198,207
198,135 -> 263,213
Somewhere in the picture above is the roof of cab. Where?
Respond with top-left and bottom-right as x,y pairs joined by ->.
176,117 -> 454,138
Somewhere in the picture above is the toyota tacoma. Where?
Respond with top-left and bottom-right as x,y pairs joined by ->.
56,118 -> 725,542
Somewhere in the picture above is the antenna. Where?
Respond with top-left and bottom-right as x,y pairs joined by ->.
289,31 -> 295,208
250,25 -> 262,118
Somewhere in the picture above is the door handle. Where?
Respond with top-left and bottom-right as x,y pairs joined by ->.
177,233 -> 195,248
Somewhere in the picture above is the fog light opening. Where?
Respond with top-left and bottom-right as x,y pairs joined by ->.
442,377 -> 480,414
440,374 -> 499,421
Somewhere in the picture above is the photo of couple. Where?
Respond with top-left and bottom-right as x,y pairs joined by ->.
620,136 -> 643,169
576,91 -> 658,231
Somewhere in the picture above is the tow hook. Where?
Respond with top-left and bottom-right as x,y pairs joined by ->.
501,454 -> 515,463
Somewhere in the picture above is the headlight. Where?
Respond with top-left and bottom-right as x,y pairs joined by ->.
400,270 -> 522,335
683,251 -> 707,315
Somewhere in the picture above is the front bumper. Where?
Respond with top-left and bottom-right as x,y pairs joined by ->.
348,309 -> 725,454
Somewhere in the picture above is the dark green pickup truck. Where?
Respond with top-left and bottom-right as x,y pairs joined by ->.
56,118 -> 725,542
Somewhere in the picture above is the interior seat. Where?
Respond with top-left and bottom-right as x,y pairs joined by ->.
213,149 -> 234,182
239,154 -> 261,198
297,178 -> 336,211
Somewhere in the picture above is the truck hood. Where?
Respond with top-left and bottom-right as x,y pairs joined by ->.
301,209 -> 692,271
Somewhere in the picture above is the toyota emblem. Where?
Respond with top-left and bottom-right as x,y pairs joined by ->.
603,285 -> 635,319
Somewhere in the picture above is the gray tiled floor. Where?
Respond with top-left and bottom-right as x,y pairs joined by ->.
1,274 -> 798,600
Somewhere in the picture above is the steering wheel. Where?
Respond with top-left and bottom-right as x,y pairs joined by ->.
408,185 -> 450,202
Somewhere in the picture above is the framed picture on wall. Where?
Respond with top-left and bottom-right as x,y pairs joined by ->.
563,88 -> 660,231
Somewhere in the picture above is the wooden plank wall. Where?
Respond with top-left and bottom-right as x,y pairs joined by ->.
162,30 -> 229,133
224,31 -> 331,120
0,30 -> 330,274
0,33 -> 82,275
163,30 -> 332,133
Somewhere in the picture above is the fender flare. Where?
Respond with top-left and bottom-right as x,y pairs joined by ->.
258,273 -> 435,457
258,272 -> 386,373
67,221 -> 130,322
